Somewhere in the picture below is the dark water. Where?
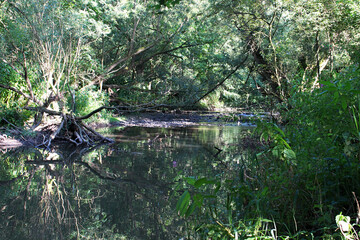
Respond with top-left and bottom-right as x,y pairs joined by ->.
0,125 -> 253,239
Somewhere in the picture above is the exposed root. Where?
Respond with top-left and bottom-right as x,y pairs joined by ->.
34,114 -> 114,148
22,106 -> 117,148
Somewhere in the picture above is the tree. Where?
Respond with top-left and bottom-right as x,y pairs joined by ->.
0,0 -> 115,146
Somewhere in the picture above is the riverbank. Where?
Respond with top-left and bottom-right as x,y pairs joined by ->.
0,111 -> 261,149
108,111 -> 258,128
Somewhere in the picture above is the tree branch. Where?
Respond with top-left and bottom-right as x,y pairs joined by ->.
87,43 -> 156,87
75,106 -> 118,121
0,83 -> 40,104
24,106 -> 62,116
193,55 -> 249,105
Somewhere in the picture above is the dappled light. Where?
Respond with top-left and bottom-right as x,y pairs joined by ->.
0,0 -> 360,238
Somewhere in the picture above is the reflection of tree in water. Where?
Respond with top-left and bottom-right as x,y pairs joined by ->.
1,147 -> 93,239
0,126 -> 251,239
0,144 -> 183,239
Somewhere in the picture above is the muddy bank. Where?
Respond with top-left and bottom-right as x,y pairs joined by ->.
108,112 -> 257,128
0,127 -> 55,150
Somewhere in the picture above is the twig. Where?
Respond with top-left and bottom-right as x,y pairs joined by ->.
353,192 -> 360,225
80,123 -> 114,143
24,106 -> 62,116
46,115 -> 65,148
216,220 -> 235,238
1,118 -> 21,130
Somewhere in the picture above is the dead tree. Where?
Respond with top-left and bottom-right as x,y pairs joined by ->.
23,106 -> 115,148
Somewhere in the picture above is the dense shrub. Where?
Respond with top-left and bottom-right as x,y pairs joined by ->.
0,104 -> 32,127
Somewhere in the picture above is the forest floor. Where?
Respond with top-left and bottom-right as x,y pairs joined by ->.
0,111 -> 259,149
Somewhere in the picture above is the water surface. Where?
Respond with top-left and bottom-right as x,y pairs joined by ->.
0,125 -> 253,239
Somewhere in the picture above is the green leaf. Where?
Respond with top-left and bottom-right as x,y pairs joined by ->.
279,138 -> 291,149
283,148 -> 296,160
194,178 -> 208,188
176,191 -> 191,216
185,177 -> 196,186
214,182 -> 221,194
185,202 -> 197,217
274,125 -> 285,138
194,178 -> 216,188
260,132 -> 269,141
319,80 -> 334,87
341,99 -> 347,110
271,145 -> 282,158
261,218 -> 273,223
350,89 -> 360,95
204,194 -> 216,199
193,193 -> 204,207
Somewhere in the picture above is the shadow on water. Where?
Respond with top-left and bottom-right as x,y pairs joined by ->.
0,125 -> 254,239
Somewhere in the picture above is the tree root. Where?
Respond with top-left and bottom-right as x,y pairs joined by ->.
44,114 -> 114,147
25,106 -> 116,148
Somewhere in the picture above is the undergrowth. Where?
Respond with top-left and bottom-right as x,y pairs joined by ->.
175,67 -> 360,239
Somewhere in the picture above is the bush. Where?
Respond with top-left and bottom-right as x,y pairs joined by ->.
175,66 -> 360,238
0,104 -> 32,127
66,87 -> 111,122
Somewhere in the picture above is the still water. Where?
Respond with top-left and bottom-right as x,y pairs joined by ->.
0,125 -> 253,239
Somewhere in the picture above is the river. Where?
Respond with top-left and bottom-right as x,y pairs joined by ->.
0,124 -> 255,239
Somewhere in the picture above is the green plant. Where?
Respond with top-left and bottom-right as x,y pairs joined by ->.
254,121 -> 297,165
0,104 -> 32,127
336,213 -> 359,240
175,177 -> 220,218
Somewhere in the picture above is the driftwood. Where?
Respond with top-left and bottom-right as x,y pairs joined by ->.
23,106 -> 115,147
23,102 -> 180,147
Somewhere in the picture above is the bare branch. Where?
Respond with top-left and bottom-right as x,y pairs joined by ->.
75,106 -> 118,121
24,106 -> 62,116
0,83 -> 41,104
46,115 -> 65,148
86,43 -> 156,87
87,17 -> 189,87
128,17 -> 141,57
81,123 -> 114,143
22,50 -> 35,101
193,55 -> 249,105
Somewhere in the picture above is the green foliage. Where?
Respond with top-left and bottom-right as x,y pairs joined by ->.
255,122 -> 297,165
199,91 -> 225,110
286,66 -> 360,160
1,0 -> 360,237
335,212 -> 360,240
174,66 -> 360,238
68,87 -> 108,117
155,0 -> 182,8
0,104 -> 32,127
0,65 -> 21,103
0,155 -> 25,181
175,177 -> 219,217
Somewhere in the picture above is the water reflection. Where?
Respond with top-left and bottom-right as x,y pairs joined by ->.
0,125 -> 253,239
